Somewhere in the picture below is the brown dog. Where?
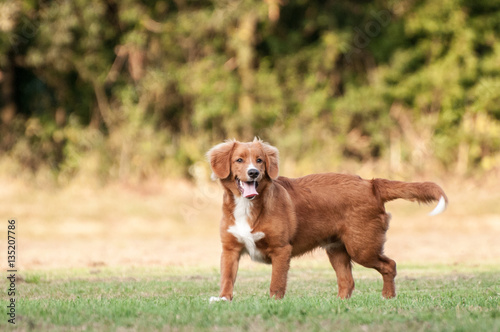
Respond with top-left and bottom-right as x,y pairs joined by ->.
207,138 -> 447,302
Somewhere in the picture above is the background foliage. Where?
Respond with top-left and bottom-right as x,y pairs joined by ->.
1,0 -> 499,183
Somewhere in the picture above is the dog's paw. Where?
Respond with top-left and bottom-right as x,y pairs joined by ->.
209,296 -> 228,304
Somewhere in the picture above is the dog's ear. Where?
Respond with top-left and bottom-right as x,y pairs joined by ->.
206,140 -> 236,179
261,142 -> 279,180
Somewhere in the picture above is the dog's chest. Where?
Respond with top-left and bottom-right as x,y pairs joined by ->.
227,197 -> 266,263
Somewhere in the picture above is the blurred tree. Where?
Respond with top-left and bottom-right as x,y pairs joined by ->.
0,0 -> 499,183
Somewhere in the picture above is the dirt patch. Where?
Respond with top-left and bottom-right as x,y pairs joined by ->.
1,177 -> 499,270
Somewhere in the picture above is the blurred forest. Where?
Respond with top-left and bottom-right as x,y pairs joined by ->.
1,0 -> 500,184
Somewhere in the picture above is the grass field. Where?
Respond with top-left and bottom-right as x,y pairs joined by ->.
1,264 -> 499,331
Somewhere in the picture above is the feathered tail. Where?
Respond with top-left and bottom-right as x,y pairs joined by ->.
372,179 -> 448,216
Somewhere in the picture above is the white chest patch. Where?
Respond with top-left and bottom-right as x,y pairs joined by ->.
228,197 -> 266,263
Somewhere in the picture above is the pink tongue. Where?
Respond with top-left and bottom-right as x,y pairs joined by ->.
242,181 -> 258,198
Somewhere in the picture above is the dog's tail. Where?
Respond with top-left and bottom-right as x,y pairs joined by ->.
372,179 -> 448,216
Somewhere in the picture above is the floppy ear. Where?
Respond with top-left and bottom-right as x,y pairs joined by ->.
261,142 -> 279,180
206,140 -> 236,179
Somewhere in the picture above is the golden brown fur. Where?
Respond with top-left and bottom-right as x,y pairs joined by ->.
207,138 -> 448,300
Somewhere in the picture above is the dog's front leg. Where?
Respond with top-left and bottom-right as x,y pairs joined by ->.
269,245 -> 292,299
218,246 -> 241,301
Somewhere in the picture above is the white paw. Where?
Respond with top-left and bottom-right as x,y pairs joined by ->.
209,296 -> 228,304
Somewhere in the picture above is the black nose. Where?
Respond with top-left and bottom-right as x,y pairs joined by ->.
247,169 -> 260,179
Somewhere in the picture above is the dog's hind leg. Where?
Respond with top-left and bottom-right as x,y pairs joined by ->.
373,254 -> 397,299
343,214 -> 397,298
346,243 -> 397,298
326,245 -> 355,299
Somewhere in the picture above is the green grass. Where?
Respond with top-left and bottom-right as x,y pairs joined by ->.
2,264 -> 499,331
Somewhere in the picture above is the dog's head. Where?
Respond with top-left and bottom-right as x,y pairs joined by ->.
207,138 -> 279,200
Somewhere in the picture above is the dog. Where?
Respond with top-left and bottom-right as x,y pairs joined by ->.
207,138 -> 447,302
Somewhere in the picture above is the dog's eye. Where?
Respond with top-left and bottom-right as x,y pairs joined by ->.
236,158 -> 243,163
256,158 -> 263,163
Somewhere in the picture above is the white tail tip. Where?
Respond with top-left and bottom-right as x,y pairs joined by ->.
429,196 -> 447,216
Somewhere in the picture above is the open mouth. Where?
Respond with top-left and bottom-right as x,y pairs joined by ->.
236,177 -> 259,199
